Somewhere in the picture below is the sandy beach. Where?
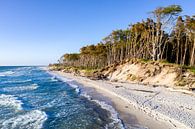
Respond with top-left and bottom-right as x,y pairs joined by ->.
50,71 -> 195,129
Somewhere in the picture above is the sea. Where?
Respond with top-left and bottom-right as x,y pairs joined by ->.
0,66 -> 124,129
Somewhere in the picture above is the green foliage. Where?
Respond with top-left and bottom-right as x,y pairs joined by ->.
190,68 -> 195,74
182,66 -> 195,74
152,5 -> 182,17
131,75 -> 137,81
158,60 -> 173,64
63,53 -> 80,61
139,59 -> 150,63
162,5 -> 182,15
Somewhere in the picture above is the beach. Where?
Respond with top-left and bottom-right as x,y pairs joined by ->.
52,71 -> 195,129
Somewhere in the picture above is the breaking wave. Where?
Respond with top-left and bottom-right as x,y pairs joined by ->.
0,94 -> 23,110
1,79 -> 32,84
0,71 -> 15,77
2,84 -> 39,92
50,76 -> 58,82
2,110 -> 47,129
68,84 -> 80,93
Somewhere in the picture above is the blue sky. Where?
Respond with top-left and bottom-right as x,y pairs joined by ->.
0,0 -> 194,66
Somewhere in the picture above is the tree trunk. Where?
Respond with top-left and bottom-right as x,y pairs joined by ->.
176,39 -> 180,64
182,38 -> 188,65
190,37 -> 195,66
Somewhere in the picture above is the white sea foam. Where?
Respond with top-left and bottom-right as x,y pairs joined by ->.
2,110 -> 47,129
81,93 -> 125,129
1,79 -> 32,84
48,72 -> 80,93
57,76 -> 80,93
0,71 -> 15,77
0,94 -> 23,110
2,84 -> 39,92
68,84 -> 80,93
50,76 -> 58,82
48,72 -> 73,82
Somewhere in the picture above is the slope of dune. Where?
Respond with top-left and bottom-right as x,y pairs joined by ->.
101,59 -> 195,90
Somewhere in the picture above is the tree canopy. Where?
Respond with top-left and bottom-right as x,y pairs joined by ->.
58,5 -> 195,69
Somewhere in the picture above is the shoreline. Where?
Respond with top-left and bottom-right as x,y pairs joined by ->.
50,70 -> 195,129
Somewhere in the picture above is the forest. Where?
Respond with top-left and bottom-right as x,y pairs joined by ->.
57,5 -> 195,70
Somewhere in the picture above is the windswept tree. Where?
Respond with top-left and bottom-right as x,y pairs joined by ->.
173,16 -> 186,65
185,16 -> 195,66
150,5 -> 182,61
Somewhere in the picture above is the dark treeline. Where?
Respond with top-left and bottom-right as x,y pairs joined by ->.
59,5 -> 195,69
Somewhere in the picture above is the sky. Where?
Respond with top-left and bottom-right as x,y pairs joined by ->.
0,0 -> 194,66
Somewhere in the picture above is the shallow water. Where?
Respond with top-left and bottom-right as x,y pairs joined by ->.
0,66 -> 124,129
